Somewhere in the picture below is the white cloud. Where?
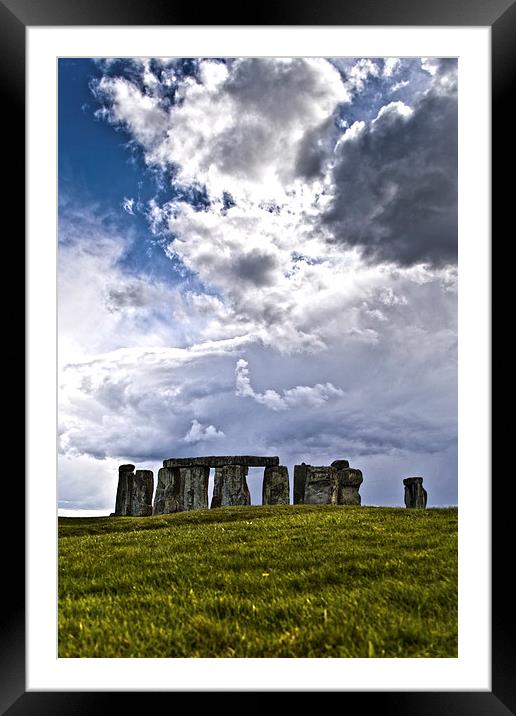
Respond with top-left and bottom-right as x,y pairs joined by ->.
183,419 -> 225,443
94,75 -> 168,149
346,58 -> 380,92
383,58 -> 400,77
421,57 -> 439,76
122,197 -> 135,214
390,79 -> 410,93
94,58 -> 348,202
235,358 -> 344,411
372,100 -> 413,125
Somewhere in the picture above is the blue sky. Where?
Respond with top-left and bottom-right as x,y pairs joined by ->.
58,57 -> 457,513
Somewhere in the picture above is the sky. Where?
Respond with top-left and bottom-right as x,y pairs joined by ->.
58,56 -> 457,514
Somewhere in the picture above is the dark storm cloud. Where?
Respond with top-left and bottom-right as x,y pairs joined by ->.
294,116 -> 336,180
232,249 -> 279,287
323,76 -> 457,267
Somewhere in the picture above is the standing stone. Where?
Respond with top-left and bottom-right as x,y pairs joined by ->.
337,468 -> 363,506
262,465 -> 290,505
114,465 -> 153,516
181,465 -> 210,511
403,477 -> 428,508
331,459 -> 350,470
293,463 -> 308,504
220,465 -> 251,506
153,466 -> 182,515
303,466 -> 339,505
114,464 -> 135,516
210,467 -> 224,509
133,470 -> 154,516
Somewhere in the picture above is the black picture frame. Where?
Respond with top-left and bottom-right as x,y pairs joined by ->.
3,0 -> 509,711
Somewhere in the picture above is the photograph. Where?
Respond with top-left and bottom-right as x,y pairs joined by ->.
57,55 -> 458,659
0,0 -> 508,703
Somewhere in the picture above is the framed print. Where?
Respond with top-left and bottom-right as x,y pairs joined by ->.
2,0 -> 511,711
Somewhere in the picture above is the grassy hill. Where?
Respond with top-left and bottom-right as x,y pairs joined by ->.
58,504 -> 457,658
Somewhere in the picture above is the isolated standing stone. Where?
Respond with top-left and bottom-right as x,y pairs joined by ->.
303,466 -> 339,505
403,477 -> 428,508
293,463 -> 308,504
210,467 -> 224,509
153,467 -> 182,515
114,464 -> 135,516
337,468 -> 363,506
262,465 -> 290,505
181,465 -> 210,511
133,470 -> 154,516
220,465 -> 251,506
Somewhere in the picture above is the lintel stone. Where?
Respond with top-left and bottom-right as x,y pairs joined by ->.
164,455 -> 279,468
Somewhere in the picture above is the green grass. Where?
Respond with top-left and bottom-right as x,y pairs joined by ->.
58,505 -> 457,658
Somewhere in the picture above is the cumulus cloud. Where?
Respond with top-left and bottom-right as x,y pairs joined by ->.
94,58 -> 348,201
383,58 -> 400,78
235,358 -> 344,411
93,75 -> 168,149
183,419 -> 225,443
345,58 -> 381,92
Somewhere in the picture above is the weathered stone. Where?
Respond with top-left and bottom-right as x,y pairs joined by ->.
262,465 -> 290,505
164,455 -> 279,468
114,464 -> 135,516
210,467 -> 224,509
339,468 -> 363,487
114,465 -> 153,516
293,463 -> 308,504
303,466 -> 339,505
403,477 -> 427,508
153,467 -> 182,515
331,459 -> 350,470
337,467 -> 363,506
219,465 -> 251,506
181,465 -> 210,511
133,470 -> 154,516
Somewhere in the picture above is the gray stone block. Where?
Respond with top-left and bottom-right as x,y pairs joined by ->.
164,455 -> 279,468
210,467 -> 224,509
337,467 -> 363,505
303,466 -> 339,505
114,464 -> 135,516
114,464 -> 153,516
153,467 -> 183,515
133,470 -> 154,516
262,465 -> 290,505
293,463 -> 308,504
181,465 -> 210,511
219,464 -> 251,506
403,477 -> 428,508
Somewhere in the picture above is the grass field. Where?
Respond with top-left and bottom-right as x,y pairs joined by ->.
58,505 -> 457,658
